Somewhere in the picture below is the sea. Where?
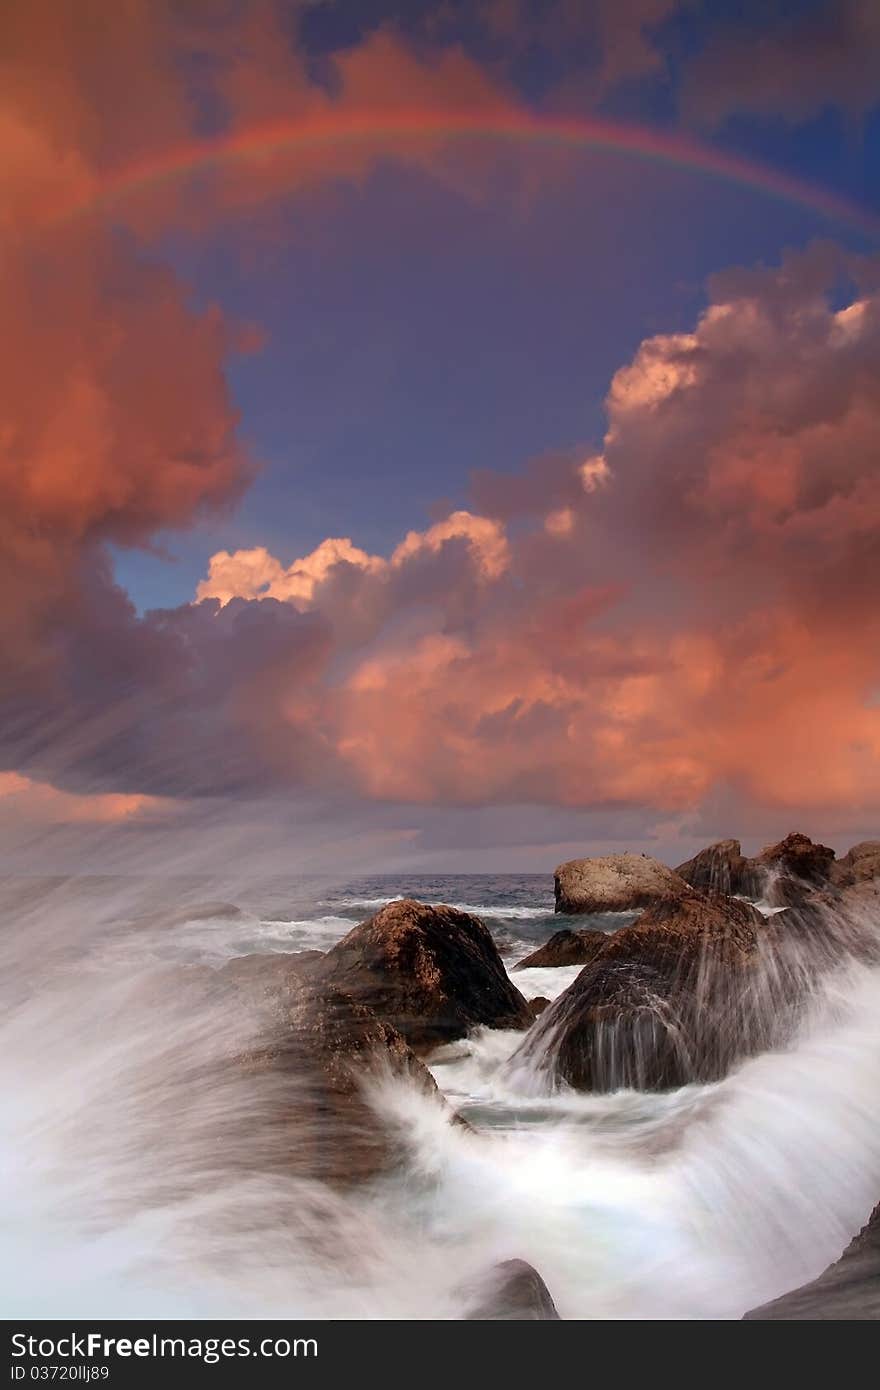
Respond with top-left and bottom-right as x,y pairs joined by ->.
2,870 -> 880,1320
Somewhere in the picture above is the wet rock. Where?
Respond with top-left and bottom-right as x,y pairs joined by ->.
554,853 -> 689,916
314,898 -> 532,1052
755,831 -> 836,884
675,839 -> 757,897
511,890 -> 777,1092
677,832 -> 842,909
513,928 -> 609,972
464,1259 -> 561,1320
527,996 -> 551,1017
832,841 -> 880,888
753,832 -> 837,906
744,1203 -> 880,1320
218,958 -> 445,1187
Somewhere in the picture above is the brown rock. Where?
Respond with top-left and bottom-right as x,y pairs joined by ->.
554,853 -> 689,916
675,839 -> 757,896
755,831 -> 836,882
832,840 -> 880,888
464,1259 -> 561,1320
677,832 -> 842,908
513,928 -> 609,971
217,953 -> 445,1187
753,832 -> 837,905
527,996 -> 551,1017
511,891 -> 777,1092
314,898 -> 532,1052
744,1203 -> 880,1320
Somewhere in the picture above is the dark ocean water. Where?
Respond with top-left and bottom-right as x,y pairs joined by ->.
159,873 -> 633,965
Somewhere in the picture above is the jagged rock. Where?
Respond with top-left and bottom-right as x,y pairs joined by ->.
744,1203 -> 880,1320
464,1259 -> 561,1320
755,831 -> 836,883
753,832 -> 837,905
677,832 -> 844,908
513,928 -> 609,971
314,898 -> 532,1052
675,839 -> 757,896
511,890 -> 777,1092
554,853 -> 689,916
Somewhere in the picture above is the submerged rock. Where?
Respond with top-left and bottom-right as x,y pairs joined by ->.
464,1259 -> 561,1320
513,928 -> 609,971
554,853 -> 689,916
511,890 -> 776,1092
314,898 -> 532,1052
744,1203 -> 880,1320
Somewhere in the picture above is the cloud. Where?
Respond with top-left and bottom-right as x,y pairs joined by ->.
0,772 -> 171,825
169,243 -> 880,823
196,539 -> 384,609
2,2 -> 879,842
679,0 -> 880,127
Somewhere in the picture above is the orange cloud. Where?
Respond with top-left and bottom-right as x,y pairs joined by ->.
196,511 -> 510,610
0,772 -> 172,825
183,247 -> 880,821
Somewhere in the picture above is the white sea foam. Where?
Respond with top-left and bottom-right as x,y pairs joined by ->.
2,880 -> 879,1319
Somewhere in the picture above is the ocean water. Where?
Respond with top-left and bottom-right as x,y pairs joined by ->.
2,871 -> 880,1319
154,873 -> 632,965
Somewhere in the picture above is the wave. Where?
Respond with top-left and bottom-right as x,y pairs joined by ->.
334,894 -> 554,920
3,881 -> 880,1319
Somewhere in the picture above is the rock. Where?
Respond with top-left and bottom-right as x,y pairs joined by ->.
842,879 -> 880,911
677,832 -> 842,908
219,951 -> 317,991
527,996 -> 551,1017
554,853 -> 689,916
674,839 -> 757,896
314,899 -> 532,1052
288,949 -> 325,970
755,831 -> 836,883
511,890 -> 777,1092
217,954 -> 445,1186
744,1203 -> 880,1320
832,841 -> 880,888
513,928 -> 609,971
753,832 -> 837,905
464,1259 -> 561,1320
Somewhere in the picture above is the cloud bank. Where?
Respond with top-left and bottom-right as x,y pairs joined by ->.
1,1 -> 878,852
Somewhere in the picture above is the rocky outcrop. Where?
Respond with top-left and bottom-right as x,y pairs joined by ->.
832,841 -> 880,888
752,831 -> 837,906
677,831 -> 850,908
756,831 -> 836,884
554,853 -> 689,916
217,953 -> 445,1187
744,1203 -> 880,1320
464,1259 -> 561,1320
314,899 -> 532,1052
513,928 -> 609,971
511,891 -> 776,1092
675,839 -> 756,896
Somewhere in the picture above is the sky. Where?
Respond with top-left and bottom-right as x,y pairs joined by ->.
2,0 -> 880,872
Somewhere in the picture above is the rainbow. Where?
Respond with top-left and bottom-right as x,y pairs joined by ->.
69,107 -> 880,237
